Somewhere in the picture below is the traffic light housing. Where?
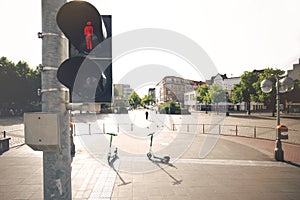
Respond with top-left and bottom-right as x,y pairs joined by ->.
56,1 -> 112,103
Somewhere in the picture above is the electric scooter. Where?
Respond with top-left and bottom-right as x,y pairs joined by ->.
147,132 -> 170,164
106,132 -> 118,164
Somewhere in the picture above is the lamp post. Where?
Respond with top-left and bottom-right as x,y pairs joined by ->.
260,75 -> 294,161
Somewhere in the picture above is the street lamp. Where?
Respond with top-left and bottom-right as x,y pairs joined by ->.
260,75 -> 294,161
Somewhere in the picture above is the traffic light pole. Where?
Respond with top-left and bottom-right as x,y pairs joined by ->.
41,0 -> 71,199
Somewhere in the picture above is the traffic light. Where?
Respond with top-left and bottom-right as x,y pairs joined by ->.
56,1 -> 112,103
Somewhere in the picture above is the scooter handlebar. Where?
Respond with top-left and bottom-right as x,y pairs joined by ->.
147,132 -> 155,136
106,133 -> 118,136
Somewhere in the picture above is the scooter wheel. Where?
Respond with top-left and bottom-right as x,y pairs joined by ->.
162,156 -> 170,163
147,152 -> 152,159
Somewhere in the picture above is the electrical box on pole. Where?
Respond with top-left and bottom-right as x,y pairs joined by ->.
24,113 -> 60,151
56,1 -> 112,103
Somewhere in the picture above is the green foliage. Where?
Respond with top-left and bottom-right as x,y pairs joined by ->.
230,71 -> 260,114
209,83 -> 226,104
141,94 -> 155,106
230,68 -> 285,114
128,91 -> 141,109
0,57 -> 41,116
196,84 -> 211,103
253,68 -> 285,112
114,85 -> 120,97
158,100 -> 180,114
231,83 -> 243,104
196,83 -> 226,105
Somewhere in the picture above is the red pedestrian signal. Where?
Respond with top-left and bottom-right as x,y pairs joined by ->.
56,1 -> 112,103
56,1 -> 104,54
84,21 -> 94,50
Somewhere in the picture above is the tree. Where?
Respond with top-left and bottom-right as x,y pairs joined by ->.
158,100 -> 180,114
196,84 -> 211,112
196,84 -> 210,103
230,71 -> 259,115
128,91 -> 141,109
231,83 -> 243,104
113,85 -> 120,97
0,57 -> 41,116
252,68 -> 285,116
141,94 -> 154,106
209,83 -> 226,113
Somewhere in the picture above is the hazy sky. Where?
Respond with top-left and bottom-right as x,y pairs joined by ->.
1,0 -> 300,81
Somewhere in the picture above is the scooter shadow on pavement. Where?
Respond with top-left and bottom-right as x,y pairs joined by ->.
284,160 -> 300,168
108,156 -> 132,186
149,159 -> 183,185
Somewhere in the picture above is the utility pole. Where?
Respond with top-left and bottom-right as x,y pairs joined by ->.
41,0 -> 71,199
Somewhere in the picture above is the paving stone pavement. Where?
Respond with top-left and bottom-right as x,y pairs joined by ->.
0,112 -> 300,199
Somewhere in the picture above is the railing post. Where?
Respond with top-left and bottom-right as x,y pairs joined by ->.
235,125 -> 238,136
89,123 -> 91,135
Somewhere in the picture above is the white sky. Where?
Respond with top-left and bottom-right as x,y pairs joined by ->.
1,0 -> 300,82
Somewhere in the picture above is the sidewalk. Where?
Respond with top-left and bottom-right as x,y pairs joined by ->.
110,133 -> 300,200
1,132 -> 300,199
0,112 -> 300,199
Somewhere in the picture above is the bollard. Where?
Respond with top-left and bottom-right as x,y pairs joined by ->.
117,123 -> 119,133
235,125 -> 238,136
187,124 -> 189,132
254,126 -> 256,138
89,123 -> 91,135
3,131 -> 6,138
103,123 -> 106,134
202,124 -> 205,134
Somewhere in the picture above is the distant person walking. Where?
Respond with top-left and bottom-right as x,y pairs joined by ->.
145,111 -> 149,120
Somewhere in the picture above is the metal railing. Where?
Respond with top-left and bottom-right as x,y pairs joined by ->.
0,128 -> 25,147
72,121 -> 300,144
171,123 -> 300,144
1,122 -> 299,147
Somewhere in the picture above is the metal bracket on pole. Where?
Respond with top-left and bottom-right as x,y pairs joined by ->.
40,88 -> 69,103
37,65 -> 58,72
66,103 -> 84,111
40,88 -> 69,94
37,32 -> 66,39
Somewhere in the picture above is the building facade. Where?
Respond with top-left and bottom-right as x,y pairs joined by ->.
114,84 -> 133,99
207,73 -> 241,93
155,76 -> 198,106
287,59 -> 300,81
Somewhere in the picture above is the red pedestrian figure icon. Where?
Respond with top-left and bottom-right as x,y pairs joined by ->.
84,21 -> 94,50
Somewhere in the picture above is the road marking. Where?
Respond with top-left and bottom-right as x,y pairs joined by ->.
176,158 -> 290,167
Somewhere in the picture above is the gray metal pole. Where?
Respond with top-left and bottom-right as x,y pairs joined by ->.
275,75 -> 284,161
41,0 -> 71,199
